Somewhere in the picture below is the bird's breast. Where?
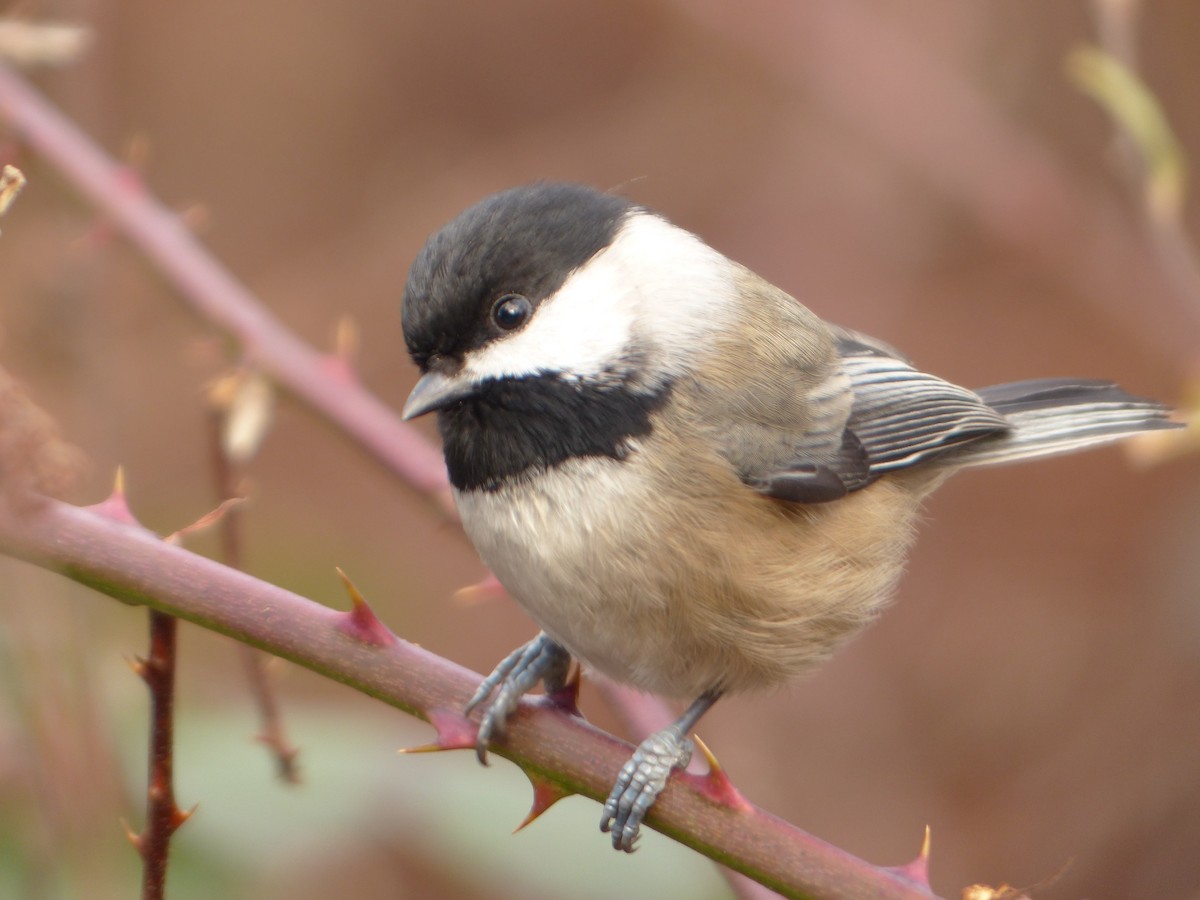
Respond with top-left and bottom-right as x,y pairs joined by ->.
453,444 -> 929,699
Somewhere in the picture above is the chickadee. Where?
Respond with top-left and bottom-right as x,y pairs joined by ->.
400,182 -> 1177,851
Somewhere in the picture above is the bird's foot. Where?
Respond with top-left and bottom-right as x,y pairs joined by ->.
600,725 -> 692,852
465,632 -> 570,764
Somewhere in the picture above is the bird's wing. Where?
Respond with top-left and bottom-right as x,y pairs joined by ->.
835,331 -> 1011,474
743,329 -> 1010,503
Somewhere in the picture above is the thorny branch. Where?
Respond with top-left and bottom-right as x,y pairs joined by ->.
0,495 -> 937,900
1,6 -> 1192,893
128,610 -> 191,900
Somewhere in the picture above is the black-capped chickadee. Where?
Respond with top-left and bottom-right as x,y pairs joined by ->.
400,182 -> 1177,851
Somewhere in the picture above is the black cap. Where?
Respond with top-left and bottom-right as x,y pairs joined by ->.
402,183 -> 634,368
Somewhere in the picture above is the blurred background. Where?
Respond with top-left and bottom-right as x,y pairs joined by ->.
1,1 -> 1198,897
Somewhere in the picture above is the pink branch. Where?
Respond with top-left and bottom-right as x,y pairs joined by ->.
0,495 -> 938,900
0,60 -> 451,507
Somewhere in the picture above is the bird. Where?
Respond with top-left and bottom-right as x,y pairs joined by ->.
399,181 -> 1178,852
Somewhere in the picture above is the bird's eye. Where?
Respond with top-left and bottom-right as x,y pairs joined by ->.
491,293 -> 532,331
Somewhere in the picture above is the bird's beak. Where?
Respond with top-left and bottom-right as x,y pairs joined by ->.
402,370 -> 478,420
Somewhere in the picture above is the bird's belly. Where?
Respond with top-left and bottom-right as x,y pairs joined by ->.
454,457 -> 923,699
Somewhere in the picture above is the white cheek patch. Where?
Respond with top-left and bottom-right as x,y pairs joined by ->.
462,211 -> 737,384
465,252 -> 636,383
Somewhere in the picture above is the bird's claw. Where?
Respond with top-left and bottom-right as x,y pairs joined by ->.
600,726 -> 693,852
465,633 -> 570,764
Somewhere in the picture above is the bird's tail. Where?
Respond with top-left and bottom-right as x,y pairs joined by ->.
947,378 -> 1180,467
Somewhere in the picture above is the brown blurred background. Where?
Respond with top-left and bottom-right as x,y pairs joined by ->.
1,1 -> 1198,898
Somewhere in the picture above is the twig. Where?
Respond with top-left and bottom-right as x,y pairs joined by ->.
239,646 -> 300,782
0,494 -> 940,900
129,610 -> 190,900
207,388 -> 300,783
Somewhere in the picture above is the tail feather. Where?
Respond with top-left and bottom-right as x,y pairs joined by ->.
948,378 -> 1179,467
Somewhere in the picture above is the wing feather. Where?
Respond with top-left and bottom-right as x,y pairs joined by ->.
836,336 -> 1009,472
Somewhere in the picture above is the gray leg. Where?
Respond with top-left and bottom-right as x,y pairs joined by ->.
465,632 -> 571,764
600,690 -> 722,852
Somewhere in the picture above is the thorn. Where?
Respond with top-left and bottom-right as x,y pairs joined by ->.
513,772 -> 571,832
453,572 -> 508,605
319,319 -> 360,385
179,202 -> 211,233
124,133 -> 153,178
332,567 -> 397,647
128,651 -> 166,681
120,818 -> 144,855
171,803 -> 198,830
206,371 -> 240,411
335,316 -> 359,360
427,706 -> 479,751
108,137 -> 150,206
680,734 -> 753,811
126,655 -> 149,680
397,707 -> 478,754
394,743 -> 446,755
165,496 -> 246,545
886,824 -> 932,888
76,218 -> 118,250
536,663 -> 582,718
318,317 -> 360,385
319,353 -> 358,385
86,467 -> 144,527
113,166 -> 145,195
